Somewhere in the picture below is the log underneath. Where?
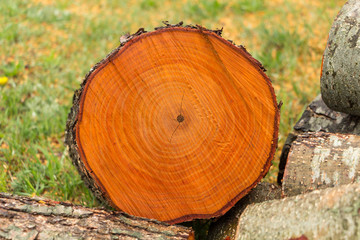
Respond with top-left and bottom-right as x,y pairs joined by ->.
277,95 -> 360,184
207,182 -> 281,240
236,183 -> 360,240
66,24 -> 279,223
0,193 -> 194,240
283,132 -> 360,197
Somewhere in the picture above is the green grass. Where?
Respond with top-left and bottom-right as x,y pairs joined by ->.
0,0 -> 345,238
232,0 -> 265,13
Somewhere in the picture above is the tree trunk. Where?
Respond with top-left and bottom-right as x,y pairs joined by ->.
0,193 -> 194,240
236,182 -> 360,240
283,132 -> 360,197
65,23 -> 280,224
277,95 -> 360,184
321,0 -> 360,116
207,182 -> 281,240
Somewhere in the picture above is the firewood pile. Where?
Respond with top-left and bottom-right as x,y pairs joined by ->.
1,1 -> 360,240
209,1 -> 360,239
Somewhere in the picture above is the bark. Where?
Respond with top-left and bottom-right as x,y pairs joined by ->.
65,22 -> 279,224
321,0 -> 360,115
283,132 -> 360,197
236,182 -> 360,240
277,95 -> 360,184
0,193 -> 194,240
207,182 -> 281,240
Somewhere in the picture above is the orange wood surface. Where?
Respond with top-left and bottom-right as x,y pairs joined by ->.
76,27 -> 279,223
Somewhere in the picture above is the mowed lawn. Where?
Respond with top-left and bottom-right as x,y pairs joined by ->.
0,0 -> 345,208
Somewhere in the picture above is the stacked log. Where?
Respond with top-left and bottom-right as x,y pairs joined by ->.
277,95 -> 360,184
207,182 -> 281,240
0,193 -> 194,240
283,132 -> 360,197
321,0 -> 360,116
236,182 -> 360,240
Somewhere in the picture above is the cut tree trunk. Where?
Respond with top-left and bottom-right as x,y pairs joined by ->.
236,182 -> 360,240
0,193 -> 194,240
207,182 -> 281,240
277,95 -> 360,184
65,23 -> 279,224
283,132 -> 360,197
321,0 -> 360,116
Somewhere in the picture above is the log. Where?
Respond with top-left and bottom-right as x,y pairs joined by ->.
283,132 -> 360,197
0,193 -> 194,240
277,95 -> 360,184
65,23 -> 280,224
207,182 -> 281,240
236,182 -> 360,240
321,0 -> 360,115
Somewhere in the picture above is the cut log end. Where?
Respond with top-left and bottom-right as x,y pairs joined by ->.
65,25 -> 279,224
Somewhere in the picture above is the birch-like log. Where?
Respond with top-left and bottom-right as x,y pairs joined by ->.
283,132 -> 360,197
236,182 -> 360,240
207,182 -> 281,240
277,95 -> 360,184
321,0 -> 360,115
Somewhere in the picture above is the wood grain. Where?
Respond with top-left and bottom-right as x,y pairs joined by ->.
66,25 -> 279,224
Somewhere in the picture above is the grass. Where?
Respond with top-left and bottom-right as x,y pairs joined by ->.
0,0 -> 345,237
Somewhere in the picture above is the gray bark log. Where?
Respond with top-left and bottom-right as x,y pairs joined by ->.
207,182 -> 281,240
278,95 -> 360,184
321,0 -> 360,115
236,182 -> 360,240
283,132 -> 360,197
0,193 -> 193,240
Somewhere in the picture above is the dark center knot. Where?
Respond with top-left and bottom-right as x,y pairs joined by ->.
177,114 -> 184,123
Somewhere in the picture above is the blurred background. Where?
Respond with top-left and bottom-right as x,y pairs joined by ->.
0,0 -> 345,208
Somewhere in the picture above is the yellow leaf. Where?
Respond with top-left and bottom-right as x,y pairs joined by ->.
0,76 -> 8,85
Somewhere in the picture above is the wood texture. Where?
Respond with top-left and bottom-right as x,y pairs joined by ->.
321,0 -> 360,115
236,182 -> 360,240
277,95 -> 360,184
0,193 -> 194,240
207,182 -> 281,240
67,23 -> 279,223
65,24 -> 279,224
283,132 -> 360,197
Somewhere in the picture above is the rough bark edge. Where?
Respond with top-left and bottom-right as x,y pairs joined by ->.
65,22 -> 280,224
0,192 -> 194,240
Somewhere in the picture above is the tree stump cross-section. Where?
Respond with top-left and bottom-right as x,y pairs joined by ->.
65,25 -> 279,224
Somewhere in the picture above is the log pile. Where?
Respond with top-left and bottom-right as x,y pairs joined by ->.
205,0 -> 360,239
